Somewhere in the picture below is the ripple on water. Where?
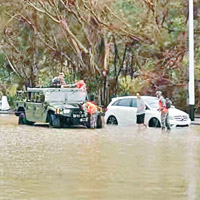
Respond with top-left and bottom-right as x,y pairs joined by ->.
0,115 -> 200,200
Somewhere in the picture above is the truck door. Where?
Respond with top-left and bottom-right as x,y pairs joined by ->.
33,93 -> 46,122
25,92 -> 35,122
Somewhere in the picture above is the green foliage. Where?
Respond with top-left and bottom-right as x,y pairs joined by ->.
118,75 -> 148,96
0,0 -> 199,109
85,75 -> 103,95
118,76 -> 132,96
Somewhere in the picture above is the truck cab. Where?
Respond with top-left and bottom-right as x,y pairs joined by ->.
15,87 -> 102,128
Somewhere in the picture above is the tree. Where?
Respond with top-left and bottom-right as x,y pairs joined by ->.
1,0 -> 198,110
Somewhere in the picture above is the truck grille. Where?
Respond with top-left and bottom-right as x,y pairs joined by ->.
72,109 -> 85,118
73,110 -> 84,115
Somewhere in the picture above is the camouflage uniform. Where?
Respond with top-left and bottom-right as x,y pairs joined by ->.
158,96 -> 170,130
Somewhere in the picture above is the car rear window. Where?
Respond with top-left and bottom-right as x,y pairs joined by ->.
112,98 -> 132,107
111,100 -> 120,106
144,98 -> 158,109
131,98 -> 137,107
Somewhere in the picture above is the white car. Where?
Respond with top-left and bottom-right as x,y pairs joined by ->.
104,96 -> 191,128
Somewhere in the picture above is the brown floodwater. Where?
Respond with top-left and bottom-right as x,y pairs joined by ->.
0,114 -> 200,200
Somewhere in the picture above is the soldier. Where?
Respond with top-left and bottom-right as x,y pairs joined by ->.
156,91 -> 171,131
52,72 -> 66,87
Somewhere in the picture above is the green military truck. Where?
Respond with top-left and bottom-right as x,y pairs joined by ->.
15,87 -> 102,128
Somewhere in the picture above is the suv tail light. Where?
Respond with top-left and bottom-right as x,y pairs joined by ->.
105,107 -> 108,112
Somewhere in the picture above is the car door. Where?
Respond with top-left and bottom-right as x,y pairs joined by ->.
130,97 -> 137,124
114,98 -> 136,125
143,97 -> 161,126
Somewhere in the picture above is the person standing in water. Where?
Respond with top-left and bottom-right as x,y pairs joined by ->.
156,91 -> 171,131
136,93 -> 147,128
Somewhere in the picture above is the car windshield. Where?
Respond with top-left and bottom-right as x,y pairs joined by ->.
45,90 -> 87,103
144,98 -> 159,109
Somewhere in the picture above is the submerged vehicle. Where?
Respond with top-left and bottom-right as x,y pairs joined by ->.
15,87 -> 102,128
105,96 -> 191,128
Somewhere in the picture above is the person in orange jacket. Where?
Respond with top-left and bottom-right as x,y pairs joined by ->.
86,101 -> 97,114
156,91 -> 171,130
76,80 -> 87,91
86,101 -> 98,128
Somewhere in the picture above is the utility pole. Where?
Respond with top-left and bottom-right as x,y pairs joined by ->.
189,0 -> 195,121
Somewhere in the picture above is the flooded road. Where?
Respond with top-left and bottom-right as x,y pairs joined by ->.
0,114 -> 200,200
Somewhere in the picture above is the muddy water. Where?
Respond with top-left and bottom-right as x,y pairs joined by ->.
0,114 -> 200,200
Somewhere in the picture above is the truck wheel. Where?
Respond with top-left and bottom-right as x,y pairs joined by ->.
85,113 -> 91,128
26,120 -> 35,125
18,113 -> 26,124
96,115 -> 102,128
18,113 -> 34,125
50,114 -> 61,128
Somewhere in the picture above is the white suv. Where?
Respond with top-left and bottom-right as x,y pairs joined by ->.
104,96 -> 191,128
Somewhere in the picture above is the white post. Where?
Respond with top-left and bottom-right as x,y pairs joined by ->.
189,0 -> 195,121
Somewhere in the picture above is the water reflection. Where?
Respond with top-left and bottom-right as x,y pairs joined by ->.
0,115 -> 200,200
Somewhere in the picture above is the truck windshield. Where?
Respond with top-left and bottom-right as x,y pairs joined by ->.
67,91 -> 87,103
45,90 -> 87,103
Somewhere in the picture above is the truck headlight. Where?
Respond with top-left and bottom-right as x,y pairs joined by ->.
64,109 -> 70,114
56,108 -> 60,114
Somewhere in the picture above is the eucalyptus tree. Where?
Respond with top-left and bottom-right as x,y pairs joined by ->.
22,0 -> 176,103
0,1 -> 22,95
1,0 -> 194,108
193,0 -> 200,111
1,0 -> 51,87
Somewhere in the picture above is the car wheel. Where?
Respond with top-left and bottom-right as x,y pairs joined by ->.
96,115 -> 102,128
50,114 -> 61,128
149,118 -> 161,128
107,116 -> 118,125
